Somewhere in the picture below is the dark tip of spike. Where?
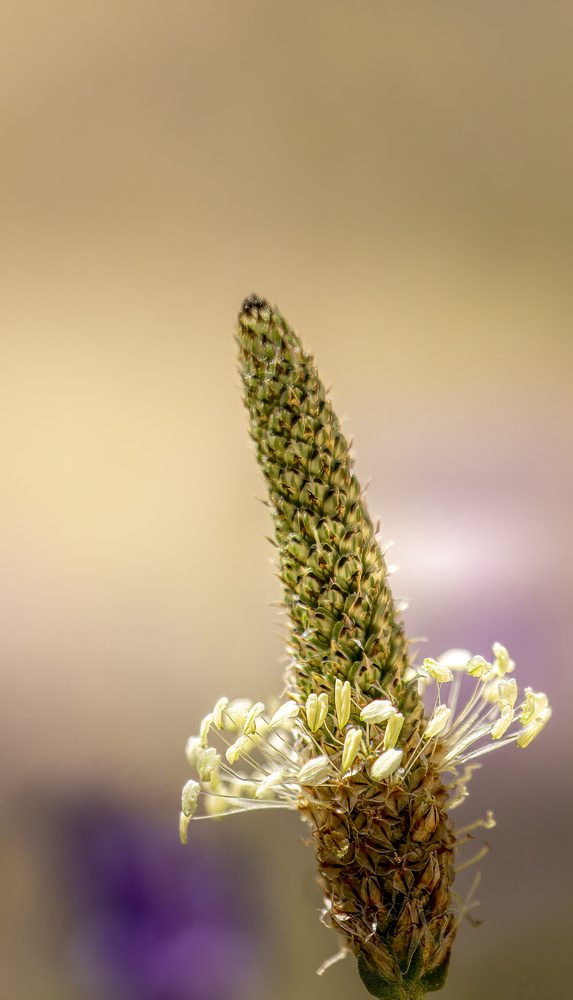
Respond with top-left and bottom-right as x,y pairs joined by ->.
241,294 -> 270,316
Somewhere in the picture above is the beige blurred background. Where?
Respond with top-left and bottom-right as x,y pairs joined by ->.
0,2 -> 572,998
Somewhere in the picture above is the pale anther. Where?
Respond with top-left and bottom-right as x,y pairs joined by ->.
255,770 -> 284,799
268,700 -> 299,728
491,702 -> 514,740
179,811 -> 191,845
225,735 -> 250,764
384,712 -> 404,750
341,728 -> 363,773
335,679 -> 352,729
423,705 -> 452,739
305,693 -> 318,731
197,747 -> 221,781
360,699 -> 396,724
498,678 -> 517,708
224,698 -> 252,731
298,755 -> 332,785
315,692 -> 329,730
466,656 -> 494,679
181,778 -> 201,817
199,712 -> 214,748
517,717 -> 543,747
225,707 -> 249,731
492,643 -> 512,676
369,748 -> 403,782
213,697 -> 229,730
423,658 -> 454,683
520,688 -> 536,725
517,707 -> 552,747
243,701 -> 265,735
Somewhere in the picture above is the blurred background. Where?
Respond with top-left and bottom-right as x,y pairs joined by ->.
0,2 -> 571,998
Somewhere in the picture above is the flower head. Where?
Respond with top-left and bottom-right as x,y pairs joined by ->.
179,298 -> 552,999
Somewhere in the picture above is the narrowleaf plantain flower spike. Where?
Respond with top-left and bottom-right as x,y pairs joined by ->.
180,296 -> 552,998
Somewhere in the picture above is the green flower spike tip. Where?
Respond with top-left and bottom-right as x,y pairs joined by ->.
180,296 -> 551,998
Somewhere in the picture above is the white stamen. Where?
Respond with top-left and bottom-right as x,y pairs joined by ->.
179,812 -> 191,844
370,748 -> 403,781
199,713 -> 213,748
423,658 -> 454,683
181,778 -> 201,817
492,642 -> 513,676
243,702 -> 265,735
491,702 -> 514,739
269,700 -> 299,728
498,678 -> 518,708
213,697 -> 229,730
306,692 -> 329,732
341,728 -> 362,773
197,747 -> 220,781
316,947 -> 348,976
255,769 -> 284,799
360,699 -> 396,724
384,712 -> 404,749
224,699 -> 252,731
423,705 -> 452,739
225,735 -> 250,764
466,656 -> 494,679
518,707 -> 551,747
335,679 -> 351,729
298,755 -> 332,785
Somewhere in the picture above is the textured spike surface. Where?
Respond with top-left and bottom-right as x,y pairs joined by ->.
237,297 -> 460,997
238,295 -> 411,701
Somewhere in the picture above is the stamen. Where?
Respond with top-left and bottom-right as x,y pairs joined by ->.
491,702 -> 514,739
335,679 -> 352,729
306,693 -> 329,732
243,702 -> 265,735
226,735 -> 250,764
213,697 -> 229,730
384,712 -> 404,750
360,699 -> 396,724
255,770 -> 285,799
457,731 -> 519,763
456,811 -> 496,835
341,728 -> 363,773
454,843 -> 491,873
196,747 -> 221,781
498,678 -> 518,708
518,708 -> 551,746
268,700 -> 299,728
198,712 -> 213,748
298,755 -> 332,785
423,705 -> 452,740
423,658 -> 454,683
467,656 -> 494,679
370,748 -> 403,781
492,642 -> 513,676
316,947 -> 349,976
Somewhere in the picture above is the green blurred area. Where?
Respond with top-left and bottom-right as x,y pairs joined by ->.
0,3 -> 571,998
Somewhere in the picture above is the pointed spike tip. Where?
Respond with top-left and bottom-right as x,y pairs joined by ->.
241,294 -> 271,317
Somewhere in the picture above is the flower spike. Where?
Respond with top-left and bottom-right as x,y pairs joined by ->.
179,297 -> 552,999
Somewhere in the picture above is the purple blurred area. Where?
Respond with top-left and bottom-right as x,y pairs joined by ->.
62,806 -> 265,1000
0,2 -> 572,999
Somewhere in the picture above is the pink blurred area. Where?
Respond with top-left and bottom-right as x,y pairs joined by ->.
0,3 -> 571,998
